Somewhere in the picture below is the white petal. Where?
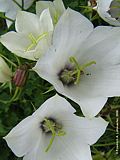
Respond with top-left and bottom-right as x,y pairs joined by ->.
97,0 -> 120,26
23,0 -> 34,9
82,65 -> 120,97
33,94 -> 75,118
0,0 -> 9,12
53,0 -> 65,16
36,1 -> 55,17
24,131 -> 92,160
77,97 -> 108,118
0,57 -> 12,83
62,115 -> 108,145
79,26 -> 120,67
53,8 -> 93,54
39,8 -> 53,33
0,31 -> 29,53
15,11 -> 40,34
4,116 -> 42,157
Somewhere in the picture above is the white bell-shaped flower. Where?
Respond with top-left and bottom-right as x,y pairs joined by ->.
0,9 -> 53,60
0,0 -> 35,27
33,8 -> 120,117
4,94 -> 108,160
36,0 -> 65,25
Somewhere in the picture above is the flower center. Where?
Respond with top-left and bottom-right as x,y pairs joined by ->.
58,56 -> 96,86
108,0 -> 120,21
25,32 -> 48,52
40,117 -> 66,152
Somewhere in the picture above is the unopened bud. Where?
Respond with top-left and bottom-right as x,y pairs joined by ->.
12,64 -> 29,87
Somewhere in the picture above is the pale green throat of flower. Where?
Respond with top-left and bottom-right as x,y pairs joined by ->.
25,32 -> 48,52
42,118 -> 66,152
59,56 -> 96,85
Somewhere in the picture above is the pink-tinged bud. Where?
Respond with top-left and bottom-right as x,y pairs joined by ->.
12,65 -> 29,87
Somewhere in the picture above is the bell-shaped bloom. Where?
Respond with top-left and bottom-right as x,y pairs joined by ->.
96,0 -> 120,26
36,0 -> 65,25
0,0 -> 34,27
0,57 -> 12,83
33,8 -> 120,117
0,9 -> 53,60
4,94 -> 108,160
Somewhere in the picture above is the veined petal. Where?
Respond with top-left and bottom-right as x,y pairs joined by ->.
33,94 -> 75,118
4,116 -> 41,157
36,1 -> 55,17
15,11 -> 40,34
82,65 -> 120,97
62,115 -> 108,145
0,31 -> 30,54
79,26 -> 120,67
36,0 -> 65,25
53,0 -> 65,16
39,8 -> 53,33
53,8 -> 93,54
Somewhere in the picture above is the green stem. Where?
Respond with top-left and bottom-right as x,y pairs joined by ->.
0,54 -> 17,67
0,14 -> 14,22
12,0 -> 23,9
94,142 -> 120,147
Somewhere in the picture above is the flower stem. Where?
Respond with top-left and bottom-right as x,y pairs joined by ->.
0,54 -> 17,67
0,14 -> 14,22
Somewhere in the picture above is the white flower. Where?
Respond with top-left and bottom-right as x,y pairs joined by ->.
96,0 -> 120,26
0,57 -> 12,83
4,94 -> 108,160
0,9 -> 53,61
33,8 -> 120,118
36,0 -> 65,25
0,0 -> 34,27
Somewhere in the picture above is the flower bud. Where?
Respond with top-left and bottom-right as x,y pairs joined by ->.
12,64 -> 29,87
0,57 -> 12,83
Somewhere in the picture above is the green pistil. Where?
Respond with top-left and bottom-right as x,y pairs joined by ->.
44,118 -> 66,152
59,56 -> 96,85
25,32 -> 48,52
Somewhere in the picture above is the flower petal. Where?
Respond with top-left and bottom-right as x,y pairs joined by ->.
78,26 -> 120,67
36,1 -> 55,17
0,57 -> 12,83
82,65 -> 120,97
0,0 -> 10,12
23,131 -> 92,160
15,11 -> 40,34
53,8 -> 93,54
62,115 -> 108,145
97,0 -> 120,26
23,0 -> 34,9
33,94 -> 75,118
39,8 -> 53,33
4,116 -> 41,157
0,31 -> 29,53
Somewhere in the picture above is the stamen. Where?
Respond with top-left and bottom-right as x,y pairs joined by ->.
59,56 -> 96,86
25,32 -> 48,52
41,118 -> 66,152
